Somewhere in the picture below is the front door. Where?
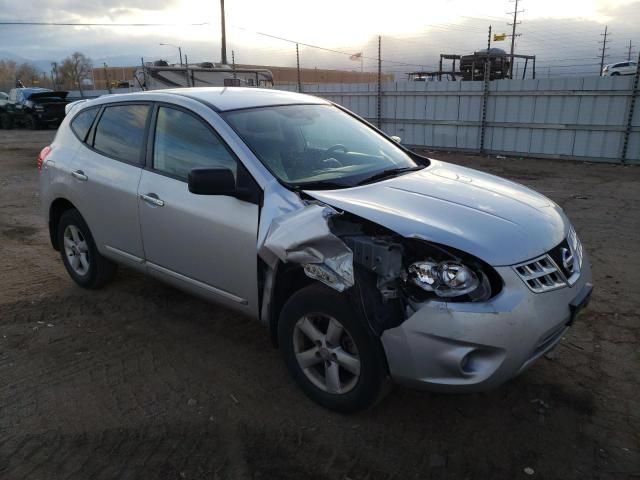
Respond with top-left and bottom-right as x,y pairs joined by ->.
138,105 -> 260,314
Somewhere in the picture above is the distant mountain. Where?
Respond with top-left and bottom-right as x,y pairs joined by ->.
0,51 -> 161,72
0,51 -> 55,73
94,55 -> 150,67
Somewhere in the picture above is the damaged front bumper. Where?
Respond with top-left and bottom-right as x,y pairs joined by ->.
380,257 -> 593,392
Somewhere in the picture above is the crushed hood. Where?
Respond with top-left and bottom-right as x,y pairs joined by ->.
305,159 -> 569,266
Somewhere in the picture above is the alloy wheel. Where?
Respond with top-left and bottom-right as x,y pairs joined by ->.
63,225 -> 90,276
292,313 -> 361,394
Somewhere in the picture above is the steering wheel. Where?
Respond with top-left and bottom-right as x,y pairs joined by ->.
327,144 -> 348,155
320,144 -> 348,169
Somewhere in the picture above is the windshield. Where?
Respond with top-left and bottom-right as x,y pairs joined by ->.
222,104 -> 424,189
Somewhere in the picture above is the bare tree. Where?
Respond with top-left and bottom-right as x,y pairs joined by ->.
0,60 -> 50,91
59,52 -> 92,96
15,63 -> 41,87
0,60 -> 17,92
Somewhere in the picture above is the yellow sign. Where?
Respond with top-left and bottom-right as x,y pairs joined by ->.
494,33 -> 507,41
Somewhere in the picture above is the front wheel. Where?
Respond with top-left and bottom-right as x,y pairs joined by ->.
57,209 -> 117,289
26,114 -> 40,130
278,283 -> 388,413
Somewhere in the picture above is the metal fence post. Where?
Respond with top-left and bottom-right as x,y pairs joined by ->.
377,35 -> 382,129
296,43 -> 302,93
184,55 -> 191,87
621,52 -> 640,163
480,26 -> 491,153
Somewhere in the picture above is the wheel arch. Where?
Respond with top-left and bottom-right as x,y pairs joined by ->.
49,198 -> 77,250
267,263 -> 315,348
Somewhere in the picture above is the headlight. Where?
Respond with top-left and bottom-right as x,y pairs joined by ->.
408,261 -> 480,297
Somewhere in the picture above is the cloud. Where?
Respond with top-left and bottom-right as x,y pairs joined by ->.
8,0 -> 178,19
0,0 -> 637,77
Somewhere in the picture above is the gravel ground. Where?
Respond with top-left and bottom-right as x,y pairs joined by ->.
0,129 -> 638,479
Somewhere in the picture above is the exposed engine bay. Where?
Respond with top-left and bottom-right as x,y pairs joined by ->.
259,202 -> 502,336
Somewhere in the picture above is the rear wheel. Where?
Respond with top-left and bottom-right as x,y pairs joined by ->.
0,113 -> 13,129
278,283 -> 388,413
57,209 -> 117,289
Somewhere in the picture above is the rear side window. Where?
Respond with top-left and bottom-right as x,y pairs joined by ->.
70,108 -> 99,142
93,104 -> 150,164
153,106 -> 237,180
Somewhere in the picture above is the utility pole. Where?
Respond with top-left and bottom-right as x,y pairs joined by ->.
231,50 -> 236,80
103,63 -> 111,94
220,0 -> 227,65
628,40 -> 633,61
51,62 -> 58,90
599,25 -> 609,76
507,0 -> 523,79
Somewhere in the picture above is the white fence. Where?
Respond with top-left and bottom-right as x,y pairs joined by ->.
278,76 -> 640,164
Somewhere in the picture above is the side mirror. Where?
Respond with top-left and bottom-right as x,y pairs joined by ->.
391,135 -> 402,143
188,168 -> 236,195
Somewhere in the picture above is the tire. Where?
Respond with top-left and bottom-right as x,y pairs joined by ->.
611,72 -> 620,76
57,209 -> 117,289
26,114 -> 40,130
0,113 -> 13,129
278,283 -> 388,413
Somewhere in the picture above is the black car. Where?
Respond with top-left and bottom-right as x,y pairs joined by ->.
0,88 -> 69,129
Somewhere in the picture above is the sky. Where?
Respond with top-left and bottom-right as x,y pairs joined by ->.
0,0 -> 639,77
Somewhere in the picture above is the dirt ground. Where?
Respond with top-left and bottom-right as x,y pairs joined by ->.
0,129 -> 638,480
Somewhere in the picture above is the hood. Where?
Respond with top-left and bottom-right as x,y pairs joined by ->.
305,159 -> 569,266
27,91 -> 69,100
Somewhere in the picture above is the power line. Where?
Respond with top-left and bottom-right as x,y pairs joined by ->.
0,21 -> 208,26
229,26 -> 429,68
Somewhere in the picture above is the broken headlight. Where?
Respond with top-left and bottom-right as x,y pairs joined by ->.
407,260 -> 490,300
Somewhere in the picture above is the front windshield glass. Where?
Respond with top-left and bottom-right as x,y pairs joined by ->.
222,104 -> 423,189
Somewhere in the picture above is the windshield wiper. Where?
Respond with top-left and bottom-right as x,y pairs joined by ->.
356,166 -> 423,186
290,180 -> 350,191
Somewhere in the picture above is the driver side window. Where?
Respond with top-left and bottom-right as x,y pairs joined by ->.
153,106 -> 237,181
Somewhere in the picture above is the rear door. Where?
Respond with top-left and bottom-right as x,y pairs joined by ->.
137,104 -> 260,314
69,102 -> 150,266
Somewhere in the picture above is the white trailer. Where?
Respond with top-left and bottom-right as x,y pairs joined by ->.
135,64 -> 274,90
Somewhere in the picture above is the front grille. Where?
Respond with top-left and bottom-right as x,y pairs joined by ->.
513,255 -> 566,293
513,227 -> 584,293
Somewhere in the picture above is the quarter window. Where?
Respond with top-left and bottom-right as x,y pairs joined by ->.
153,106 -> 236,180
93,104 -> 150,164
70,108 -> 99,142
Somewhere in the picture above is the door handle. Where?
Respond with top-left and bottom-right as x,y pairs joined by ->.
71,170 -> 88,181
140,193 -> 165,207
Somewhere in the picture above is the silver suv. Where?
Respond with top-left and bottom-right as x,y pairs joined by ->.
39,88 -> 593,412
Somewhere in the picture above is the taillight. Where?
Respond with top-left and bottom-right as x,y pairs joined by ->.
37,145 -> 52,171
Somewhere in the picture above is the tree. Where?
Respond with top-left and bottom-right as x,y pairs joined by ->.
0,60 -> 51,91
0,60 -> 17,92
15,63 -> 41,87
59,52 -> 92,96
